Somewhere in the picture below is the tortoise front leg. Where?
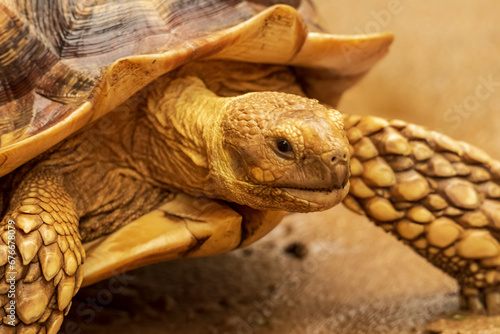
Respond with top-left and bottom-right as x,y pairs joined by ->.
343,114 -> 500,314
0,170 -> 84,333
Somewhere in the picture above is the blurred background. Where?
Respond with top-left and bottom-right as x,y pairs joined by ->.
324,1 -> 500,157
66,1 -> 500,333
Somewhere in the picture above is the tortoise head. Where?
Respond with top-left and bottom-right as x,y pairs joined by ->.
209,91 -> 350,212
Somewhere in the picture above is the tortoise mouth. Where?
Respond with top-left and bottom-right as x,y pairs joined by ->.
281,182 -> 349,210
282,186 -> 344,192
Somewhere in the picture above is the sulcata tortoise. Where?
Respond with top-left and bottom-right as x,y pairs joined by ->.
1,1 -> 500,333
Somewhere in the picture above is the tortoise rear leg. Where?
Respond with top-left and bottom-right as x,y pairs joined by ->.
0,170 -> 84,333
343,114 -> 500,314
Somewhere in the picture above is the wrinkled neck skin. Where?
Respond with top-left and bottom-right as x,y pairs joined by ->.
138,76 -> 224,198
142,75 -> 270,205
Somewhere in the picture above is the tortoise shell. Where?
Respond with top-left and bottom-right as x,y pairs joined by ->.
0,0 -> 392,178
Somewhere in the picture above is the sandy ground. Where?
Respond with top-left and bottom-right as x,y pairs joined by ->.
66,1 -> 500,333
67,207 -> 459,334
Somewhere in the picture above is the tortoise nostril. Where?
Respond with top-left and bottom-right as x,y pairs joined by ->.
322,150 -> 349,166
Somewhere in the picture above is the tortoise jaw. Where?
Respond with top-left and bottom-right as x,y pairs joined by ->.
281,182 -> 350,211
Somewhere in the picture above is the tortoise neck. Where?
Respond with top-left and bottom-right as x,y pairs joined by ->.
135,75 -> 227,196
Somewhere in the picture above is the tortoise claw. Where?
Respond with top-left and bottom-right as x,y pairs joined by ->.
485,290 -> 500,315
462,287 -> 486,315
460,286 -> 500,315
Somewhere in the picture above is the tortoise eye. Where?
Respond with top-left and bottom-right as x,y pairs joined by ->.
276,138 -> 293,153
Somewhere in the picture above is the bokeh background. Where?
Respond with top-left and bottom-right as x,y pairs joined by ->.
324,0 -> 500,157
65,1 -> 500,333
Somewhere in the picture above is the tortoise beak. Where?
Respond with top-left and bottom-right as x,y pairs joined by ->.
321,146 -> 350,190
331,161 -> 350,189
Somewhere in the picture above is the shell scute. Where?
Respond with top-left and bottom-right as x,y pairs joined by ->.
0,1 -> 392,177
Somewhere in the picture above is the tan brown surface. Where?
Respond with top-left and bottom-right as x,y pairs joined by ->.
65,2 -> 500,334
324,1 -> 500,157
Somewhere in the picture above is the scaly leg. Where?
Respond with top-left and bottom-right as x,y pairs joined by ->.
343,114 -> 500,314
0,170 -> 84,333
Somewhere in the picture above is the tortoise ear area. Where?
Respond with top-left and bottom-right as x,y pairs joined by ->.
225,144 -> 246,179
222,133 -> 266,180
